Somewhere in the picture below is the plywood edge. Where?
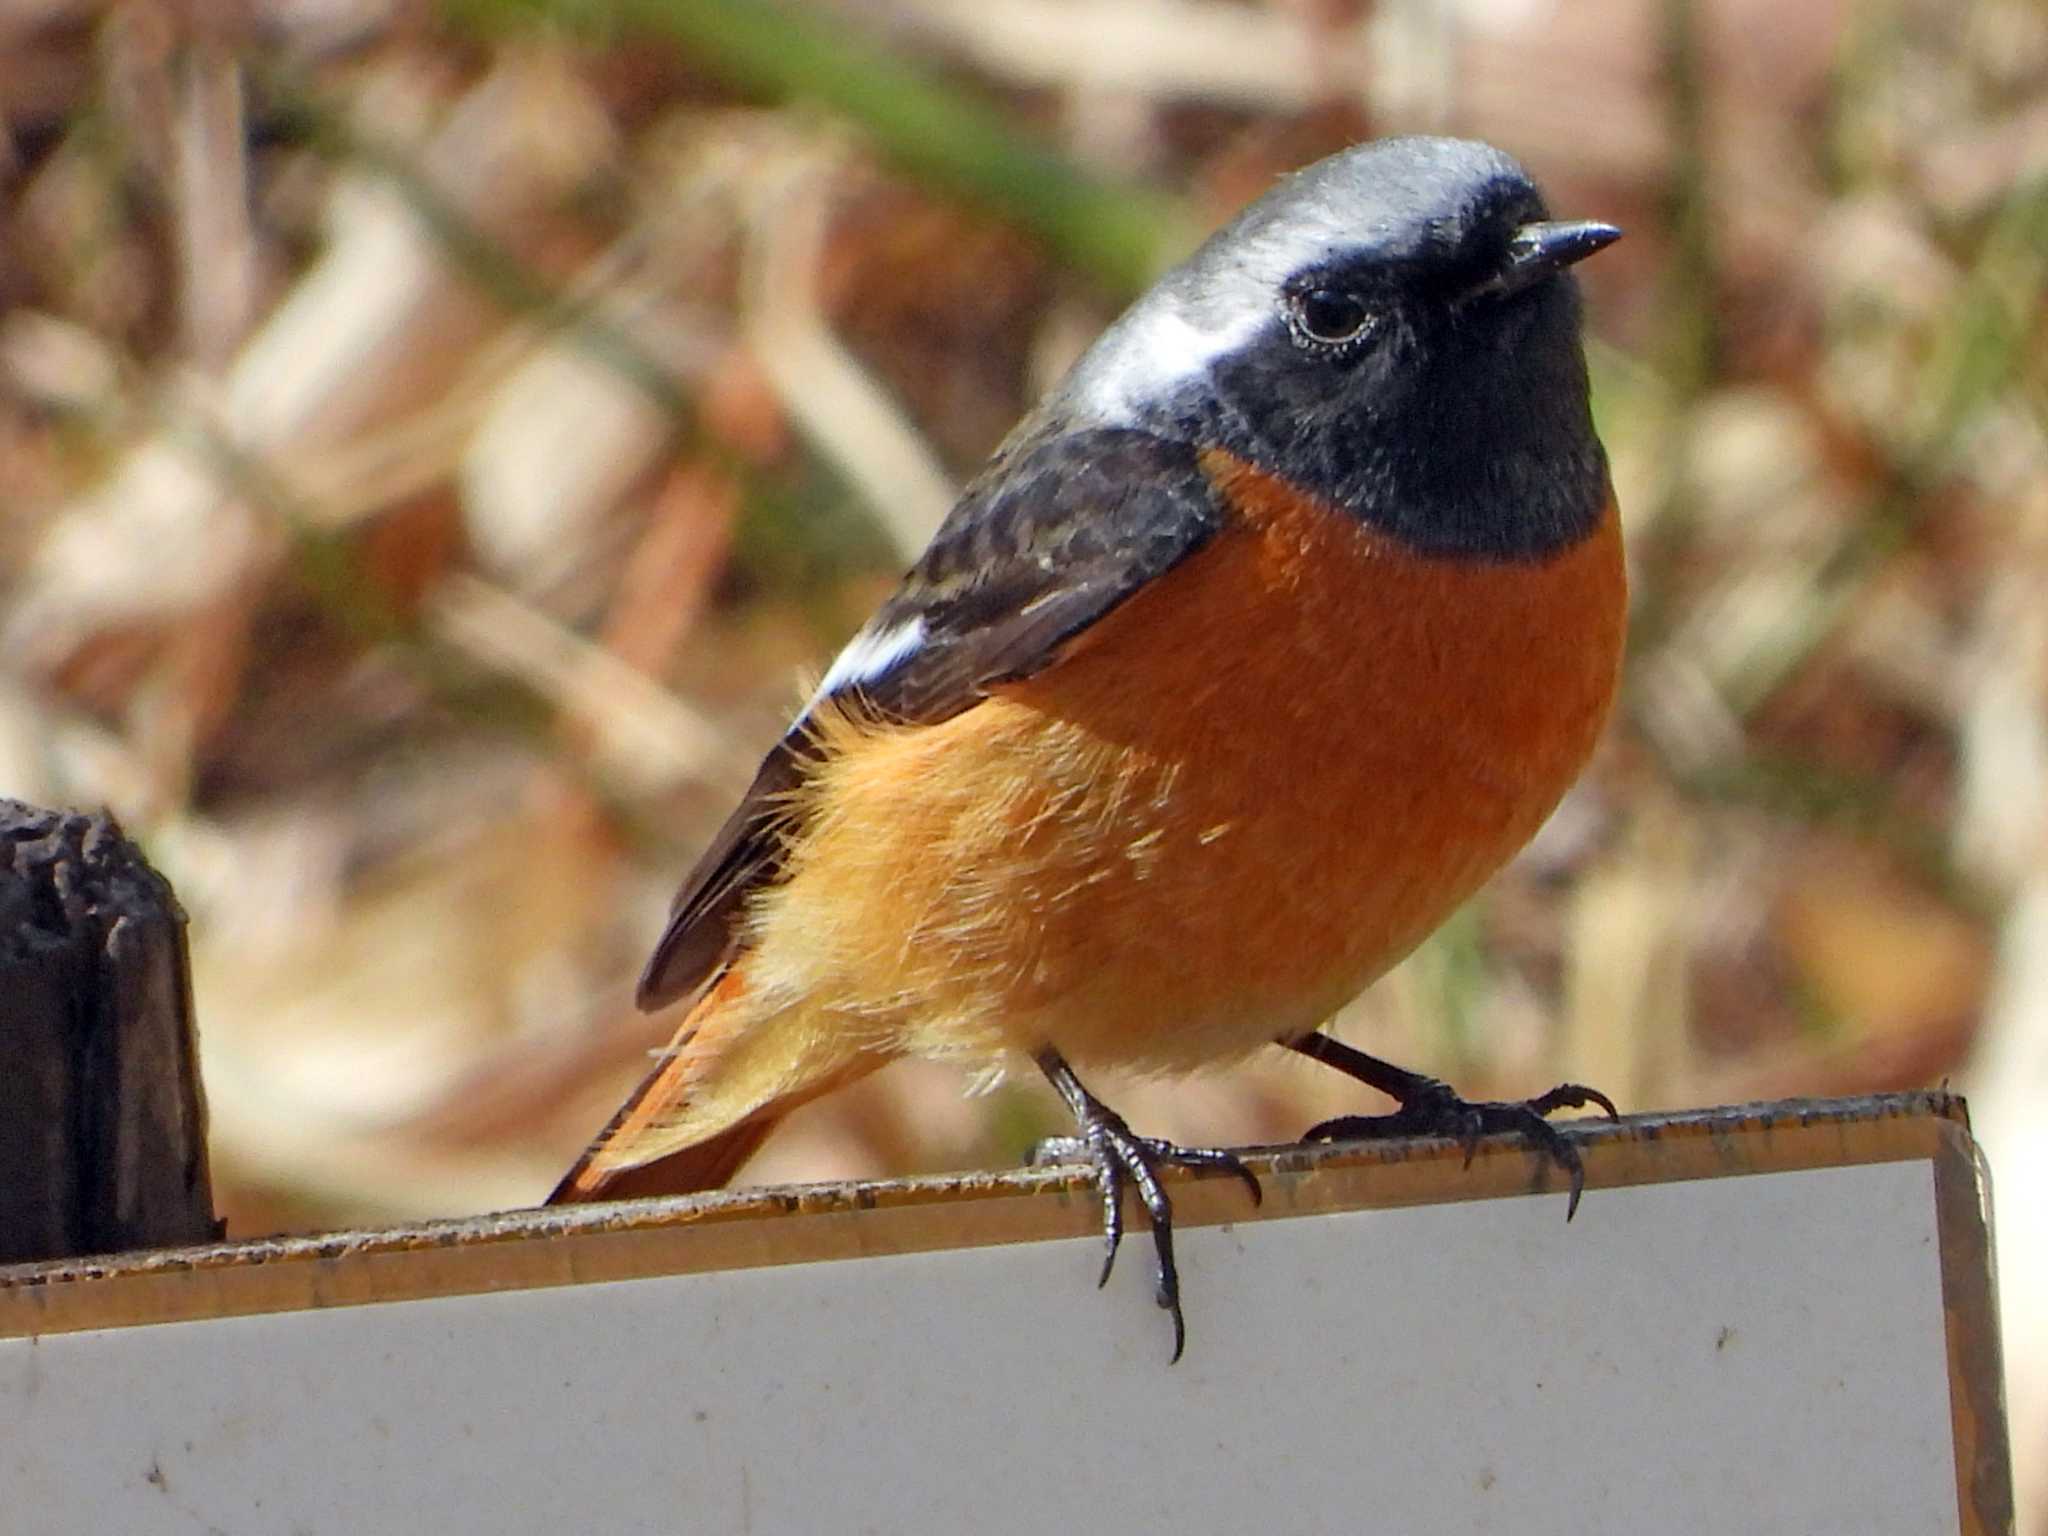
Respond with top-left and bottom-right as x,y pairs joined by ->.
0,1091 -> 1968,1340
1934,1118 -> 2016,1535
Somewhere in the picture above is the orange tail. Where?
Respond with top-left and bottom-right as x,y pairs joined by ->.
549,1114 -> 777,1204
547,963 -> 881,1205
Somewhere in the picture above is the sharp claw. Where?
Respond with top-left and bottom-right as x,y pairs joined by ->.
1211,1152 -> 1262,1208
1068,1119 -> 1194,1354
1148,1224 -> 1178,1313
1097,1180 -> 1123,1288
1526,1081 -> 1620,1122
1162,1144 -> 1263,1207
1035,1050 -> 1264,1364
1527,1121 -> 1585,1220
1297,1075 -> 1612,1219
1564,1159 -> 1586,1222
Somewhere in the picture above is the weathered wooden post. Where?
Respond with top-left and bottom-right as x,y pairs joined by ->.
0,800 -> 217,1264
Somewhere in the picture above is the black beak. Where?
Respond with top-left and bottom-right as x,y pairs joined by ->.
1469,220 -> 1622,301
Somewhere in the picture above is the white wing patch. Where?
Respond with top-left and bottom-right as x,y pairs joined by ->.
813,615 -> 926,702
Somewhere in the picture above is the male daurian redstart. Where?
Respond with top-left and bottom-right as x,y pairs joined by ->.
553,136 -> 1626,1360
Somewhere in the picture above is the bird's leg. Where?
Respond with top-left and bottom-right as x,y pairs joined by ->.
1285,1032 -> 1618,1220
1030,1049 -> 1262,1363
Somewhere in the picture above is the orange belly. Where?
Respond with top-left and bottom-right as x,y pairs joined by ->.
746,452 -> 1626,1076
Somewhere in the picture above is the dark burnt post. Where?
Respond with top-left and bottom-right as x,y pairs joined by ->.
0,801 -> 217,1264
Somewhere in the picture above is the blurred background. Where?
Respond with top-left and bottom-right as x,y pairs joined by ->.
0,0 -> 2042,1514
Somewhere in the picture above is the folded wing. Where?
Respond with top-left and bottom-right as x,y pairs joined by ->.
636,428 -> 1228,1009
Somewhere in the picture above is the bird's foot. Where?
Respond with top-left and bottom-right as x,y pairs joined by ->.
1301,1075 -> 1616,1220
1033,1053 -> 1261,1363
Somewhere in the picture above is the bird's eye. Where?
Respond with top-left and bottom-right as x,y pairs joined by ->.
1292,287 -> 1372,346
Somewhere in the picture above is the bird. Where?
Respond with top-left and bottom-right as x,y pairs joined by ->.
551,135 -> 1627,1361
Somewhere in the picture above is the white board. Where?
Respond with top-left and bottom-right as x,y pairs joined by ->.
0,1094 -> 2009,1535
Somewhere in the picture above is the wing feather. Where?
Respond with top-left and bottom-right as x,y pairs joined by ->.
635,428 -> 1227,1009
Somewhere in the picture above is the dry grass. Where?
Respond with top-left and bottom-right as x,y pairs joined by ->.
2,0 -> 2044,1512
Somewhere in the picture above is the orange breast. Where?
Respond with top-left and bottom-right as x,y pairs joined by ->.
751,451 -> 1625,1075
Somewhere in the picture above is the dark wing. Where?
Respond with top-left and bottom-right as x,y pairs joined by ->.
634,746 -> 806,1009
635,428 -> 1228,1010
